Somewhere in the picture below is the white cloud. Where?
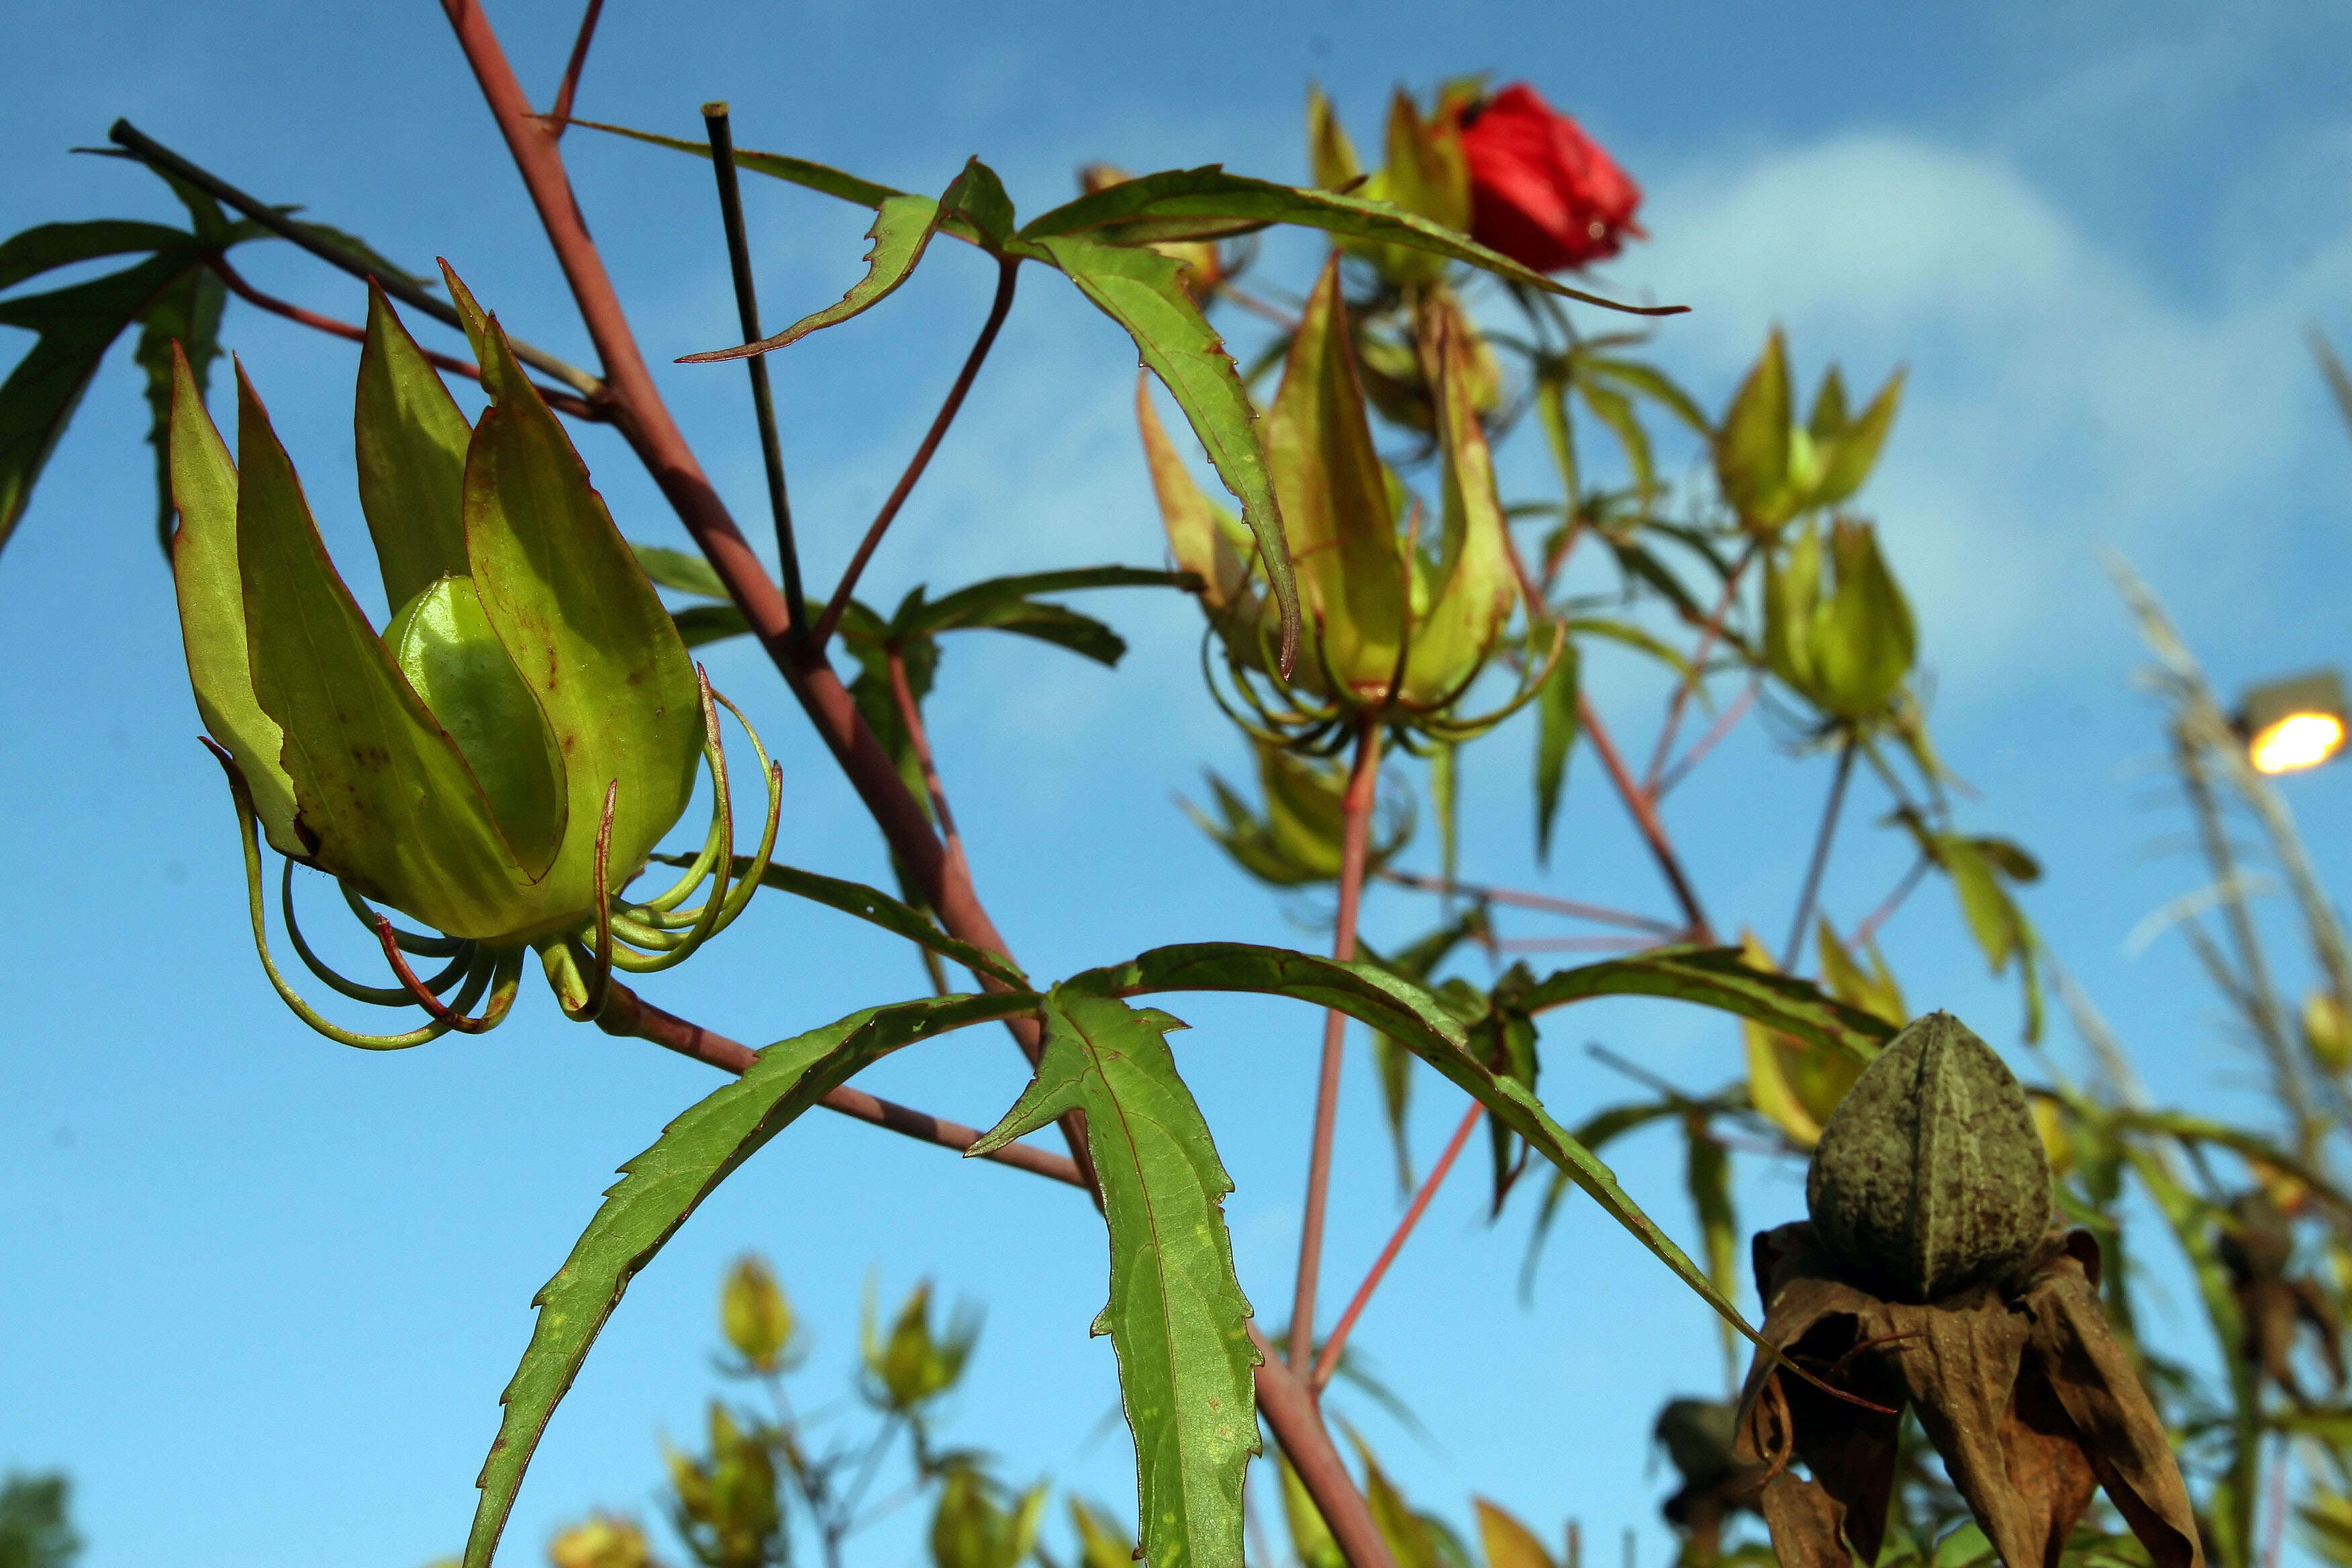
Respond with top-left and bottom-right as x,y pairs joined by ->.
1621,132 -> 2352,706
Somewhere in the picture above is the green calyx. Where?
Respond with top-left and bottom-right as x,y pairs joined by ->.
1142,254 -> 1551,752
1763,515 -> 1917,724
169,268 -> 781,1046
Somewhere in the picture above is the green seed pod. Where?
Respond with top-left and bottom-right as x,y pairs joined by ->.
1806,1010 -> 2051,1301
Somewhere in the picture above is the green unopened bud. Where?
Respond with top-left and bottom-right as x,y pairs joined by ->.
1806,1010 -> 2052,1301
720,1255 -> 795,1374
1762,518 -> 1914,723
863,1281 -> 978,1412
170,268 -> 776,1044
929,1466 -> 1046,1568
549,1514 -> 655,1568
2306,991 -> 2351,1074
665,1404 -> 780,1568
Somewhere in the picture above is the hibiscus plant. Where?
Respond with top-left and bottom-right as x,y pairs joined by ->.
6,14 -> 2351,1568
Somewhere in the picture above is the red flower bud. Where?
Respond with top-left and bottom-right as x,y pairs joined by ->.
1459,84 -> 1645,273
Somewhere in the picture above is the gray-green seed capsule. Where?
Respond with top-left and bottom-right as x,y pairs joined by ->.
1806,1010 -> 2051,1301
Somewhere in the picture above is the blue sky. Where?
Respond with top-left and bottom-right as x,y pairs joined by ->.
6,3 -> 2352,1567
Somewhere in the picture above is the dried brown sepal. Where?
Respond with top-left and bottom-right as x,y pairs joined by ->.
1732,1222 -> 2202,1568
2219,1190 -> 2347,1406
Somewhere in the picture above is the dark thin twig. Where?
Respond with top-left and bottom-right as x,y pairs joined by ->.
1289,717 -> 1381,1375
546,0 -> 606,133
1311,1101 -> 1482,1391
702,102 -> 807,640
1373,867 -> 1678,936
810,254 -> 1020,649
593,981 -> 1087,1188
1781,738 -> 1857,971
1587,1042 -> 1699,1105
106,119 -> 605,399
205,254 -> 601,420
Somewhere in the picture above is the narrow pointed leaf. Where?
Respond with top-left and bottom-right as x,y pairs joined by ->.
446,264 -> 703,904
1516,945 -> 1892,1062
232,366 -> 526,936
1067,942 -> 1779,1354
1018,167 -> 1683,315
1034,233 -> 1301,673
970,987 -> 1259,1568
628,541 -> 737,603
462,990 -> 1042,1568
1269,256 -> 1403,687
0,218 -> 191,290
680,189 -> 944,364
132,260 -> 224,549
356,283 -> 473,609
909,566 -> 1192,632
0,248 -> 199,554
1533,639 -> 1580,865
166,346 -> 301,856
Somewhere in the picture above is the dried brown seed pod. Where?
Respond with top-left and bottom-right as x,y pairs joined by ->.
1805,1010 -> 2051,1302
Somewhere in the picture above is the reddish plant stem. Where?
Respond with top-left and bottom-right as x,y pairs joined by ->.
1641,540 -> 1759,795
595,981 -> 1085,1187
442,9 -> 1397,1551
1495,936 -> 1653,954
1248,1322 -> 1402,1568
546,0 -> 605,132
1373,867 -> 1676,936
1578,695 -> 1714,943
438,0 -> 1097,1195
1311,1101 -> 1481,1391
890,649 -> 975,893
205,254 -> 601,421
1654,677 -> 1759,802
1850,854 -> 1930,950
809,254 -> 1021,649
1289,718 -> 1381,1375
1780,737 -> 1857,971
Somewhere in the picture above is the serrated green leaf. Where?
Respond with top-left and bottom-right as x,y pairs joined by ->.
462,990 -> 1042,1568
657,852 -> 1025,987
1521,1097 -> 1685,1293
1035,232 -> 1301,673
1533,640 -> 1580,865
970,987 -> 1259,1568
0,248 -> 199,555
356,283 -> 473,609
680,189 -> 944,363
1518,945 -> 1893,1062
1067,942 -> 1780,1357
566,117 -> 907,213
1018,166 -> 1681,315
166,344 -> 300,856
446,264 -> 703,912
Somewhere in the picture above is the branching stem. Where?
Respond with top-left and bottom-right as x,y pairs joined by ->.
106,118 -> 605,399
1642,540 -> 1758,795
1579,695 -> 1714,942
1289,717 -> 1381,1375
810,254 -> 1020,649
1311,1100 -> 1482,1391
1374,867 -> 1676,936
594,980 -> 1085,1187
546,0 -> 605,132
